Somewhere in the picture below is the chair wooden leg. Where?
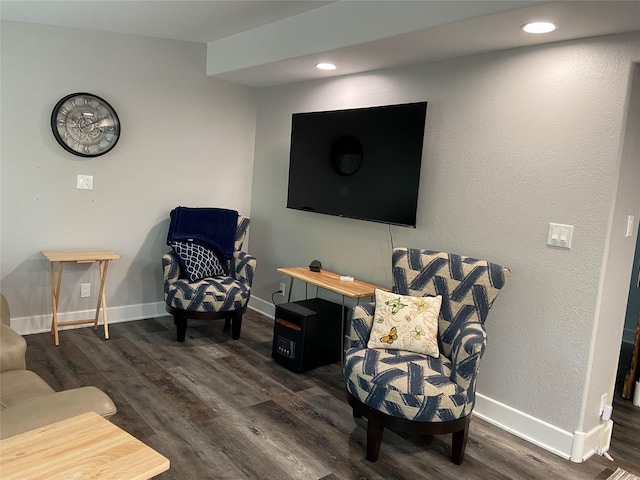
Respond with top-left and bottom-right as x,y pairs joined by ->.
451,415 -> 471,465
175,315 -> 188,342
366,411 -> 385,462
231,311 -> 242,340
346,390 -> 472,464
166,305 -> 248,343
351,399 -> 365,419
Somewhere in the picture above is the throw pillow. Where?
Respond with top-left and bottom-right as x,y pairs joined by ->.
170,241 -> 225,282
367,289 -> 442,357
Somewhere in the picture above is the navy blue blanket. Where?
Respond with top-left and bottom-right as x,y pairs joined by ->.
167,207 -> 238,260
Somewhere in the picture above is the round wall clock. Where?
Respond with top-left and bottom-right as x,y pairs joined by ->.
50,92 -> 120,157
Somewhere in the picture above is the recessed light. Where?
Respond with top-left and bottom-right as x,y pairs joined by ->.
522,22 -> 557,34
316,63 -> 336,70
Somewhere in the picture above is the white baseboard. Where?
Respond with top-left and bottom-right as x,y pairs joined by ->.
570,423 -> 603,462
11,295 -> 599,464
475,393 -> 606,463
11,297 -> 277,336
474,393 -> 576,460
249,295 -> 276,319
10,301 -> 167,336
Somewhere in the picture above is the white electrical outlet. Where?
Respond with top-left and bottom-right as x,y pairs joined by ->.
279,282 -> 286,297
81,283 -> 91,298
600,393 -> 607,415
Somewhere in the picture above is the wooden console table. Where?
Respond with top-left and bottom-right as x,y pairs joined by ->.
277,267 -> 389,364
277,267 -> 387,302
42,249 -> 120,346
0,411 -> 169,479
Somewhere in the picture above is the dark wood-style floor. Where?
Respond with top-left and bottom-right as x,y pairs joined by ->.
24,309 -> 640,480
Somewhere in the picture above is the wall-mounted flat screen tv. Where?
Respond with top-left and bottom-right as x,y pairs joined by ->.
286,101 -> 427,227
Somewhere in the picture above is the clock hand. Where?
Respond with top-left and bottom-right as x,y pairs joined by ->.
94,118 -> 115,128
80,117 -> 115,128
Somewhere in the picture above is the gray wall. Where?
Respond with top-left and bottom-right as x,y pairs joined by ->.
2,18 -> 639,462
0,21 -> 256,323
249,32 -> 640,458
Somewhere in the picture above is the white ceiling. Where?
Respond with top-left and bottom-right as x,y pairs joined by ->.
0,1 -> 334,43
2,1 -> 639,87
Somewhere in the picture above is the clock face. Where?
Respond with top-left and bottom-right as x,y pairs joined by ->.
51,92 -> 120,157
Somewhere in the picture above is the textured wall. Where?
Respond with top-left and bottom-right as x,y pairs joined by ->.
0,21 -> 257,318
250,32 -> 640,438
582,62 -> 640,436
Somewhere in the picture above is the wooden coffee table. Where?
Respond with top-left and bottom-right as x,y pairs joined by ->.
0,412 -> 169,479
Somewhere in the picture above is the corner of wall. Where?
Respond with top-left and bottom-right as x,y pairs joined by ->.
570,423 -> 601,462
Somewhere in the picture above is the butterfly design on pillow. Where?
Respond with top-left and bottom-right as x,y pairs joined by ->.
385,298 -> 408,315
380,326 -> 398,344
412,299 -> 431,313
410,325 -> 425,339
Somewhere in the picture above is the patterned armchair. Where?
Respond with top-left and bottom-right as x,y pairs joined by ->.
162,215 -> 256,342
344,247 -> 510,464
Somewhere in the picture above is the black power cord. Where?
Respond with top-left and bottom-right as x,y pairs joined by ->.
271,289 -> 285,306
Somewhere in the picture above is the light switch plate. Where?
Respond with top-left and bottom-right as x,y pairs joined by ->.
547,223 -> 574,249
77,175 -> 93,190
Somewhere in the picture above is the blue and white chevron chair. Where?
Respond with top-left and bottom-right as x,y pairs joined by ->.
344,247 -> 510,464
162,215 -> 256,342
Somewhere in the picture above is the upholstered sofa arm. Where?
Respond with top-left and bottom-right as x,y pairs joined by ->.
348,302 -> 375,349
230,251 -> 256,287
449,321 -> 487,392
0,386 -> 117,439
0,323 -> 26,372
